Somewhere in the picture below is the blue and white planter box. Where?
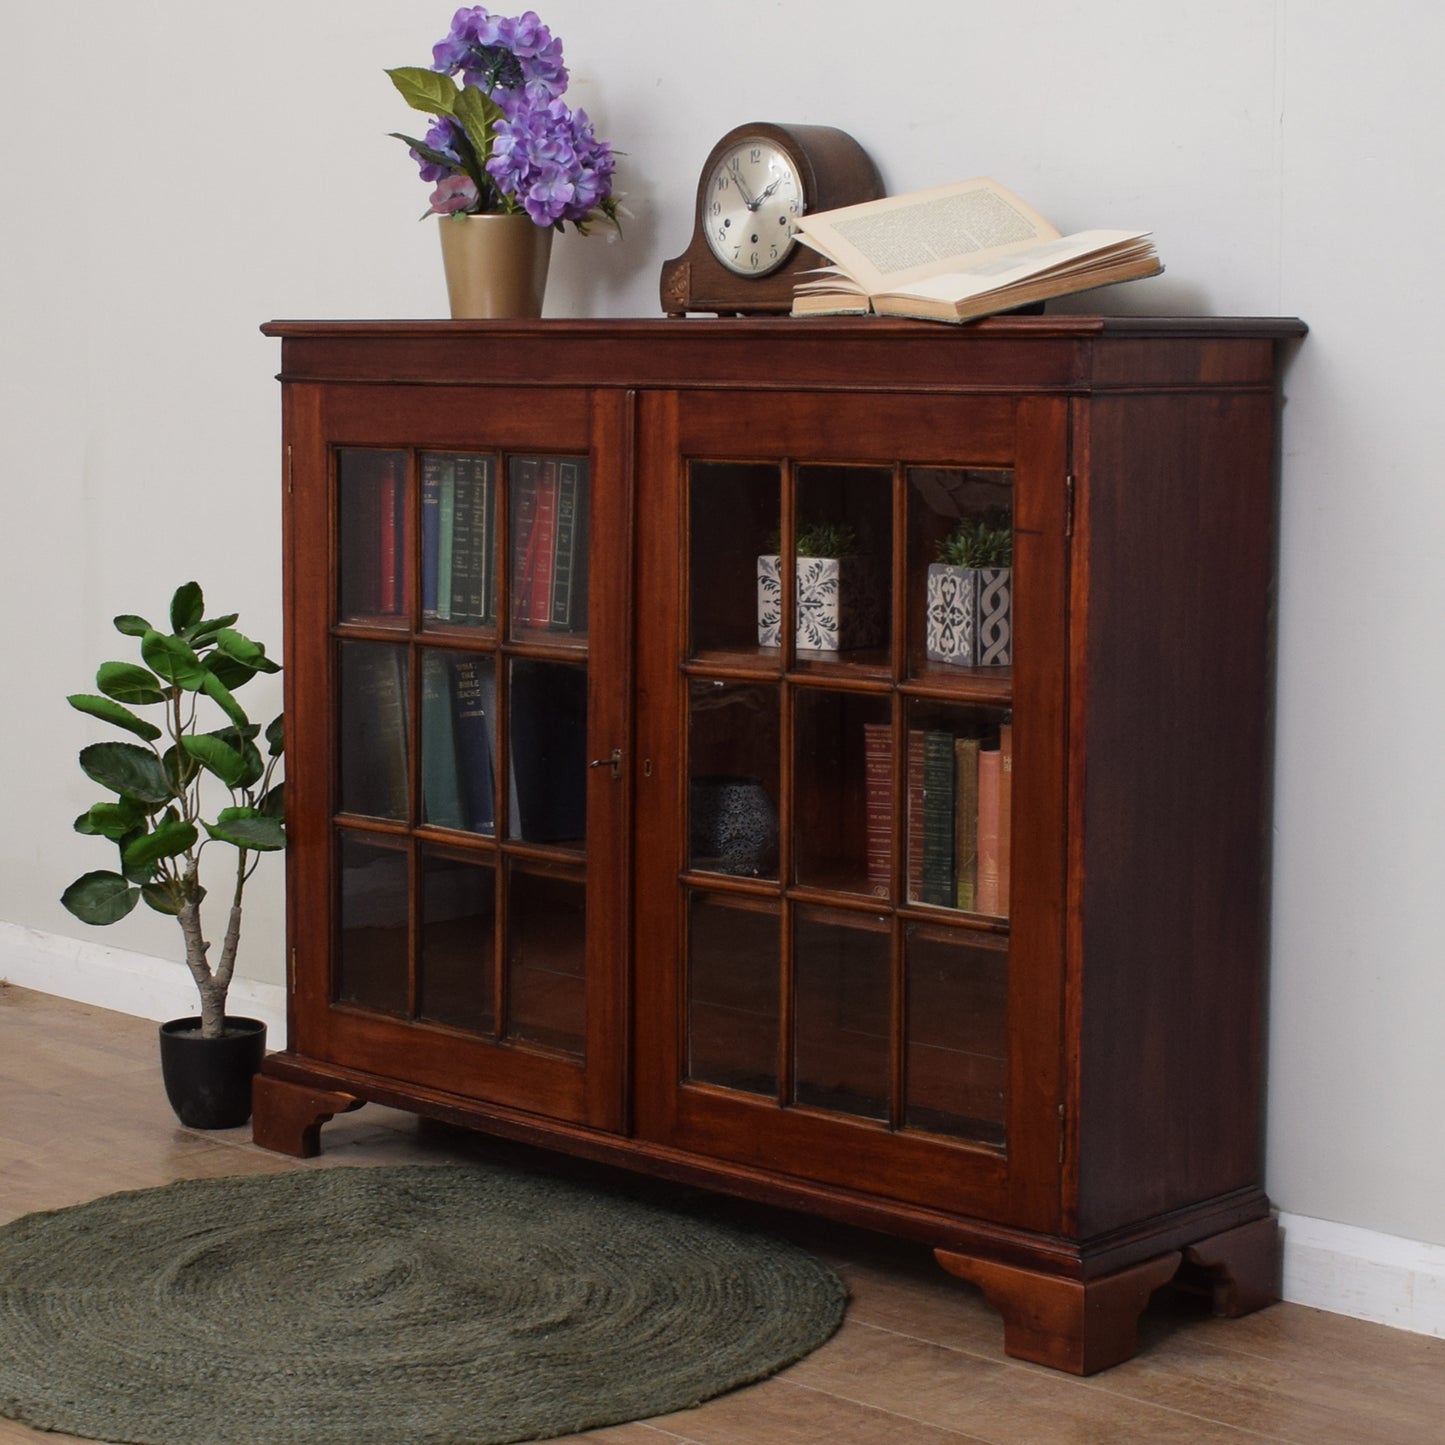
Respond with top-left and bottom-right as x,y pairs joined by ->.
925,563 -> 1012,666
757,555 -> 884,652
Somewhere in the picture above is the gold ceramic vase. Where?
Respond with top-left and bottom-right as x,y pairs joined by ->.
438,212 -> 554,318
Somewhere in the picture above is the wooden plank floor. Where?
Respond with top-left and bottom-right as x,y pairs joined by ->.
2,982 -> 1442,1445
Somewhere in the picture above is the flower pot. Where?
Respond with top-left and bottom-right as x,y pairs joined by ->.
757,555 -> 884,652
689,774 -> 778,877
158,1016 -> 267,1129
438,213 -> 554,318
926,563 -> 1012,666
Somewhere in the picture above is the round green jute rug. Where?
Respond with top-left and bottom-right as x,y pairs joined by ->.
0,1163 -> 847,1445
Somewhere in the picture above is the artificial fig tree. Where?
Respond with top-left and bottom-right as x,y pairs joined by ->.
61,582 -> 284,1039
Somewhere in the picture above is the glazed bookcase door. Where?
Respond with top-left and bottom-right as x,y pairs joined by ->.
284,384 -> 629,1131
633,390 -> 1069,1231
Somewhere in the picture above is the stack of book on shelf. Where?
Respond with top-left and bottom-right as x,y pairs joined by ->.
423,453 -> 497,625
343,454 -> 407,618
422,652 -> 496,834
509,458 -> 589,633
865,721 -> 1012,915
791,177 -> 1160,324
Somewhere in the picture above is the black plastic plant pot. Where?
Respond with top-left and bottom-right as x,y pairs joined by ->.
158,1016 -> 267,1129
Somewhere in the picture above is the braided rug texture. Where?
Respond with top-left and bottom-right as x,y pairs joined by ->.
0,1163 -> 846,1445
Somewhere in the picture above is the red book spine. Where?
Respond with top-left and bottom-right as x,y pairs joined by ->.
907,729 -> 926,903
863,722 -> 892,898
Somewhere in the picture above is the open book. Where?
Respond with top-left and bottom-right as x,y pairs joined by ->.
791,177 -> 1161,323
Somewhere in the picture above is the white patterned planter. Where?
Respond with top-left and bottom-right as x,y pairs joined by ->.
926,563 -> 1012,666
757,555 -> 883,652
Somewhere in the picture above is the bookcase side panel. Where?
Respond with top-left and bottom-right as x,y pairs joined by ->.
1073,385 -> 1278,1239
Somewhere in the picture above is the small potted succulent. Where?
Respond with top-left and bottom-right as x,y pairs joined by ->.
388,7 -> 622,315
758,521 -> 884,653
61,582 -> 285,1128
926,510 -> 1013,666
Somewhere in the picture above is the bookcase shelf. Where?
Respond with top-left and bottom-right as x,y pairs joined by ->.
257,313 -> 1303,1377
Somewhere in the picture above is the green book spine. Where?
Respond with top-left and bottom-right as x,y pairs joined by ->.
921,730 -> 956,906
436,463 -> 456,621
420,652 -> 466,830
953,736 -> 980,910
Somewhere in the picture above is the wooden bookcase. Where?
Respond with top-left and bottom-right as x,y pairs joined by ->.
255,314 -> 1304,1373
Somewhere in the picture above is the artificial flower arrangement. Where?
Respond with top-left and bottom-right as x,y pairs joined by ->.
388,7 -> 621,234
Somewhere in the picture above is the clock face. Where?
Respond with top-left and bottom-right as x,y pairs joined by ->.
702,140 -> 804,276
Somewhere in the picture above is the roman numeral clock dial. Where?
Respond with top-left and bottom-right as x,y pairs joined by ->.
660,122 -> 882,315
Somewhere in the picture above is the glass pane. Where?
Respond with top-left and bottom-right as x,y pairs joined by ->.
688,681 -> 779,879
793,907 -> 890,1120
337,642 -> 410,822
686,893 -> 779,1096
420,650 -> 497,836
794,690 -> 891,897
505,861 -> 584,1055
688,461 -> 779,657
508,456 -> 590,638
791,465 -> 891,662
422,452 -> 497,629
906,702 -> 1012,916
507,659 -> 588,846
909,467 -> 1014,675
905,925 -> 1007,1147
418,849 -> 496,1034
336,832 -> 409,1016
338,449 -> 408,624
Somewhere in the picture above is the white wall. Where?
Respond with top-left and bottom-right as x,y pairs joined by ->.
3,1 -> 1442,1262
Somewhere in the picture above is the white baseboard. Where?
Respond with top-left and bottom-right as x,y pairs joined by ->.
4,925 -> 1442,1341
1278,1211 -> 1445,1339
0,921 -> 287,1048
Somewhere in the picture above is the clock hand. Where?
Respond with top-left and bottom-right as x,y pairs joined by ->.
727,159 -> 760,210
755,177 -> 783,205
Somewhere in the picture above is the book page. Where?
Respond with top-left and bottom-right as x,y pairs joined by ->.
881,230 -> 1155,305
795,178 -> 1061,294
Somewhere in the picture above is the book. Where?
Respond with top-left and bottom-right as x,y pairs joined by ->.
548,460 -> 589,631
340,645 -> 409,820
997,720 -> 1013,916
862,722 -> 892,898
420,651 -> 467,830
976,744 -> 1003,915
421,455 -> 444,620
906,729 -> 927,903
920,730 -> 957,906
790,177 -> 1161,324
450,654 -> 496,834
953,736 -> 981,911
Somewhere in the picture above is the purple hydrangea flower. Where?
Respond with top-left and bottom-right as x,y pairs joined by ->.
394,9 -> 616,232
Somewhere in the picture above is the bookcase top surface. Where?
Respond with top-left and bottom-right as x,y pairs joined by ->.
262,314 -> 1305,395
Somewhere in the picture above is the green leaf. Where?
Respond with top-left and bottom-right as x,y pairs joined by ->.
121,818 -> 199,872
265,713 -> 284,757
390,132 -> 461,171
80,741 -> 174,803
170,582 -> 204,634
386,65 -> 460,116
181,733 -> 249,788
188,613 -> 240,647
79,798 -> 150,840
453,82 -> 502,165
204,652 -> 256,690
142,630 -> 208,691
61,870 -> 140,925
206,807 -> 286,852
96,661 -> 167,707
215,628 -> 280,674
141,881 -> 183,915
201,669 -> 250,729
113,614 -> 152,637
260,779 -> 285,820
67,693 -> 163,742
